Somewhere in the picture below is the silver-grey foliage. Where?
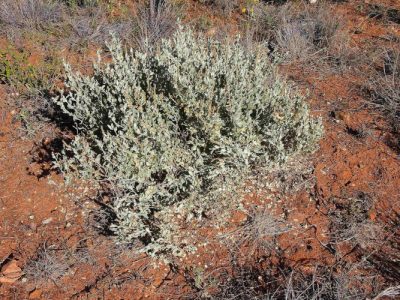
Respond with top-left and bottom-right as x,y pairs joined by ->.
54,27 -> 322,257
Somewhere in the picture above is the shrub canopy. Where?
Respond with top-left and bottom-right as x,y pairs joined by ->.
55,27 -> 322,257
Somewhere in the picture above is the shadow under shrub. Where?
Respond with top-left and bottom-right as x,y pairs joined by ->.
54,26 -> 322,258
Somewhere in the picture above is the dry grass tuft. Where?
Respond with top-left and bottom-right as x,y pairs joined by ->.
133,0 -> 180,51
23,241 -> 94,287
245,2 -> 358,71
0,0 -> 63,31
366,48 -> 400,145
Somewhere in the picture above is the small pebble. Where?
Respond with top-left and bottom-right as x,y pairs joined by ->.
42,217 -> 53,225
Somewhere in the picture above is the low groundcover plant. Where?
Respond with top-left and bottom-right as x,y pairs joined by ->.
54,26 -> 323,258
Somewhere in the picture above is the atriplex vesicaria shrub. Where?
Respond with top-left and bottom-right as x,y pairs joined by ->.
54,27 -> 322,258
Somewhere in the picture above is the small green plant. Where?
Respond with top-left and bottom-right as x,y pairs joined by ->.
0,45 -> 61,90
0,46 -> 36,86
54,26 -> 322,258
0,45 -> 62,137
